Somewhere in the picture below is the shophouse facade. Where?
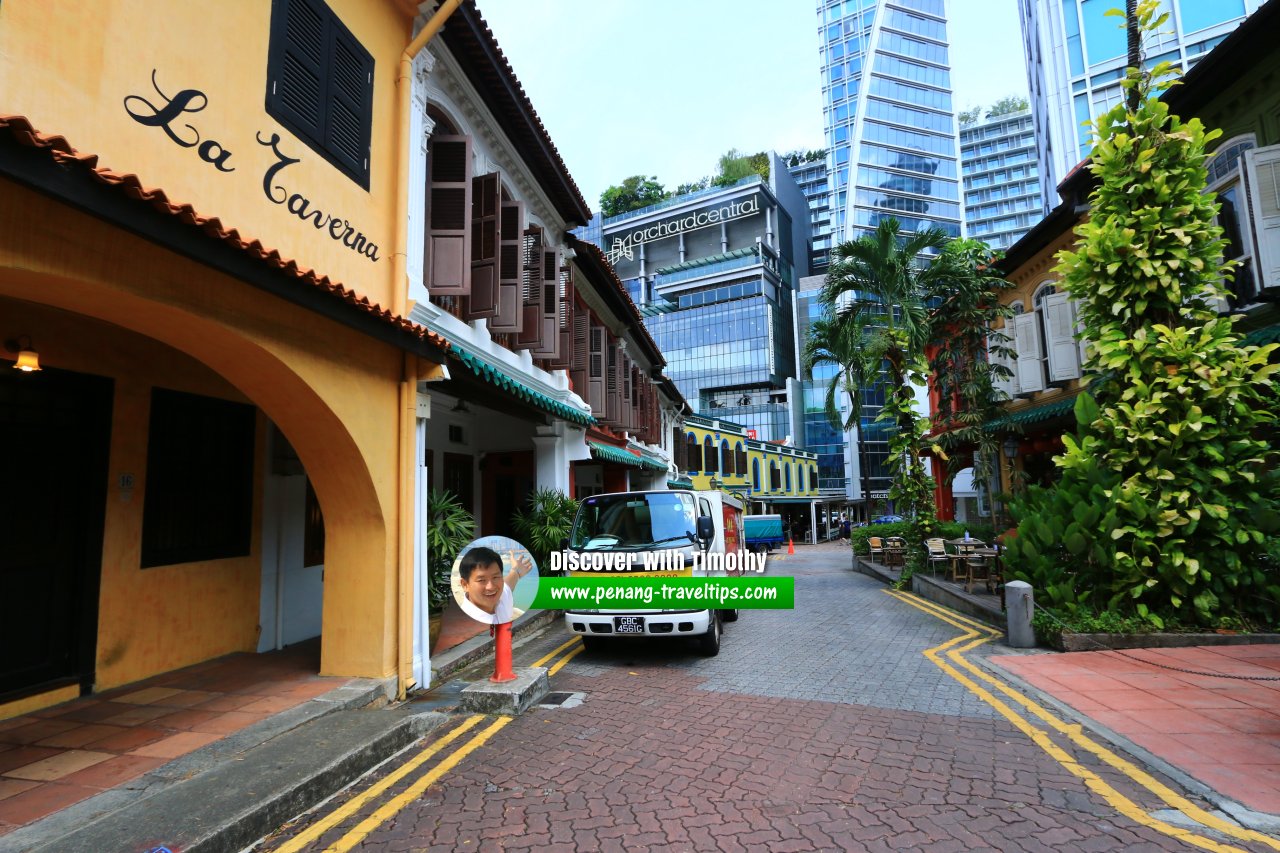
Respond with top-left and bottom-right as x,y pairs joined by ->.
991,1 -> 1280,509
0,0 -> 680,718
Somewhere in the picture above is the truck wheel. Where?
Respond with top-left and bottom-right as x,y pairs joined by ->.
722,608 -> 739,623
694,612 -> 721,657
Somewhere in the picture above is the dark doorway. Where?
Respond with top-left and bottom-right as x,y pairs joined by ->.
0,366 -> 113,699
482,451 -> 533,540
442,452 -> 475,516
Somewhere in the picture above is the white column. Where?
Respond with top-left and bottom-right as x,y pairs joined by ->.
533,422 -> 591,495
810,501 -> 818,545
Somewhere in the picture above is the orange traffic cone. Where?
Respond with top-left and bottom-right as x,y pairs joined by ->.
787,537 -> 795,555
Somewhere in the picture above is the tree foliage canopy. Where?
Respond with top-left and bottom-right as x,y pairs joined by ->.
599,175 -> 668,218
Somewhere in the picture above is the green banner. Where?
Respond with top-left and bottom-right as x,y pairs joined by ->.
530,576 -> 794,610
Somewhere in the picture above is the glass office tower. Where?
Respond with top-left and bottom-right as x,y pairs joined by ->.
819,0 -> 962,246
1020,0 -> 1263,212
807,0 -> 961,511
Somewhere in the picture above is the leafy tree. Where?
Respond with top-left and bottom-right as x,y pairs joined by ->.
600,175 -> 668,218
958,106 -> 982,127
923,239 -> 1017,518
674,177 -> 710,196
817,218 -> 953,574
712,149 -> 770,187
986,95 -> 1029,118
1005,0 -> 1280,628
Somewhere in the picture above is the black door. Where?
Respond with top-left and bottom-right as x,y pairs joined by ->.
0,366 -> 112,699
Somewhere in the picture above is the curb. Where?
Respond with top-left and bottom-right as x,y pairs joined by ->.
430,608 -> 563,683
0,677 -> 441,853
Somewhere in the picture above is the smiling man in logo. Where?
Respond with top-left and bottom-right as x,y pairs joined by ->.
456,547 -> 534,625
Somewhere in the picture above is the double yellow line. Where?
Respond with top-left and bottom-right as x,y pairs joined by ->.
270,635 -> 585,852
886,589 -> 1280,853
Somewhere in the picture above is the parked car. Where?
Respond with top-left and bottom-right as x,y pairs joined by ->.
871,514 -> 904,524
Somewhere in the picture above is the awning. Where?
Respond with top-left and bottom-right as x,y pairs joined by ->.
667,476 -> 694,489
986,394 -> 1079,430
451,349 -> 595,426
588,441 -> 663,471
765,497 -> 822,504
627,445 -> 669,472
1244,323 -> 1280,347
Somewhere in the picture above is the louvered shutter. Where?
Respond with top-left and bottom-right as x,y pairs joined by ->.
546,267 -> 575,371
1042,291 -> 1080,383
672,427 -> 685,471
326,23 -> 373,182
271,0 -> 326,143
426,135 -> 471,294
491,201 -> 524,333
466,172 -> 501,318
570,308 -> 589,395
621,356 -> 634,430
605,337 -> 623,427
988,329 -> 1018,400
515,229 -> 545,349
1245,145 -> 1280,291
588,324 -> 607,414
1013,312 -> 1046,394
1073,300 -> 1089,372
530,248 -> 562,360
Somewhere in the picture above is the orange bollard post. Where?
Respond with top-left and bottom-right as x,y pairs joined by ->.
787,537 -> 795,555
490,621 -> 517,683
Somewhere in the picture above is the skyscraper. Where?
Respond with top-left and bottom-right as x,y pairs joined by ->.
960,105 -> 1043,250
819,0 -> 963,248
1020,0 -> 1264,212
805,0 -> 961,513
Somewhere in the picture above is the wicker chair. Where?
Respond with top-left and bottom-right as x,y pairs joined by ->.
867,536 -> 885,563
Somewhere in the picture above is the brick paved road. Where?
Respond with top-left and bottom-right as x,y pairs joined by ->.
259,544 -> 1271,852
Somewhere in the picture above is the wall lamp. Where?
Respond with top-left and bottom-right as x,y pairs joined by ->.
4,336 -> 40,372
1002,435 -> 1020,459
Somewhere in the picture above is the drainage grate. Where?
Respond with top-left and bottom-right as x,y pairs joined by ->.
538,691 -> 586,709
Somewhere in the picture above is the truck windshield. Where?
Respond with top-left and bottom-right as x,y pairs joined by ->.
569,492 -> 699,550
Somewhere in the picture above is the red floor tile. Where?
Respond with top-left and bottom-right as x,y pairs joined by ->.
82,726 -> 169,753
0,719 -> 79,746
150,709 -> 222,732
1169,734 -> 1280,766
34,724 -> 128,749
237,696 -> 305,715
59,754 -> 169,790
193,694 -> 260,712
0,747 -> 61,775
186,711 -> 268,735
0,782 -> 99,825
128,731 -> 222,759
0,779 -> 37,802
1082,690 -> 1181,712
4,750 -> 114,782
1213,707 -> 1280,735
99,706 -> 173,727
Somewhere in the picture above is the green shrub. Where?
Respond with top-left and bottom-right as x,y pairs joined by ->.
512,488 -> 579,575
425,490 -> 475,612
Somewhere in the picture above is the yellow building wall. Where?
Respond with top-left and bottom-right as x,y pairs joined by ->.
0,0 -> 410,310
0,180 -> 410,686
683,423 -> 818,498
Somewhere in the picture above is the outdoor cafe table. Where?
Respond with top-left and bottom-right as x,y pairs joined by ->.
883,537 -> 907,567
943,538 -> 984,585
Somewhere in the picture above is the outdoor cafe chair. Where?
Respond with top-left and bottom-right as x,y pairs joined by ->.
924,538 -> 948,576
868,536 -> 885,563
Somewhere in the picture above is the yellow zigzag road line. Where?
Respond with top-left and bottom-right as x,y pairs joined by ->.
324,717 -> 512,852
889,590 -> 1280,851
885,590 -> 1263,853
269,715 -> 485,853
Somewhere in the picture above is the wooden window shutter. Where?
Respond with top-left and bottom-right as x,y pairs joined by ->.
605,337 -> 623,427
587,323 -> 607,413
491,200 -> 524,333
516,229 -> 545,349
1245,145 -> 1280,292
546,266 -> 575,371
326,24 -> 374,181
672,426 -> 686,471
530,248 -> 562,360
570,306 -> 589,394
988,330 -> 1018,400
1042,291 -> 1080,382
273,0 -> 326,146
1013,312 -> 1046,394
465,172 -> 501,319
426,134 -> 471,295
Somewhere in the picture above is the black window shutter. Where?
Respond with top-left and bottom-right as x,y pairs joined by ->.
325,23 -> 374,182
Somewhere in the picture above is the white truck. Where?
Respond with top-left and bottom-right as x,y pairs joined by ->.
561,489 -> 744,656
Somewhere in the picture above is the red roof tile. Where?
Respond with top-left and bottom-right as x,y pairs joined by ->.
0,115 -> 449,352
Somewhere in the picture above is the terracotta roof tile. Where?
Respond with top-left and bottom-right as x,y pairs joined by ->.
0,114 -> 449,352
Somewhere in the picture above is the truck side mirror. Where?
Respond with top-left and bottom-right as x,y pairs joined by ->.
696,516 -> 715,543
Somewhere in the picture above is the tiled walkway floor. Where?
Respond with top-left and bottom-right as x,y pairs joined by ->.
992,644 -> 1280,814
0,641 -> 348,835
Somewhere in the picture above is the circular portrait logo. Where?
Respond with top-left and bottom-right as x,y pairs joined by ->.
451,536 -> 539,626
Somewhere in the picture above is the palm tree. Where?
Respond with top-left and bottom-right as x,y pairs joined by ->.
815,217 -> 952,569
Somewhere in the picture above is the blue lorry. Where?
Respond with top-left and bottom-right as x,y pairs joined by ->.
743,514 -> 784,552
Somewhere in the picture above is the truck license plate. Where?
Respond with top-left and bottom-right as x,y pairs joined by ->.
614,616 -> 645,634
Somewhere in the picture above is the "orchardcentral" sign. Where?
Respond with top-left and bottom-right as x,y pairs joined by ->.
606,196 -> 760,264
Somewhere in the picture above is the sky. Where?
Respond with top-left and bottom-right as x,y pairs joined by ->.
474,0 -> 1029,212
